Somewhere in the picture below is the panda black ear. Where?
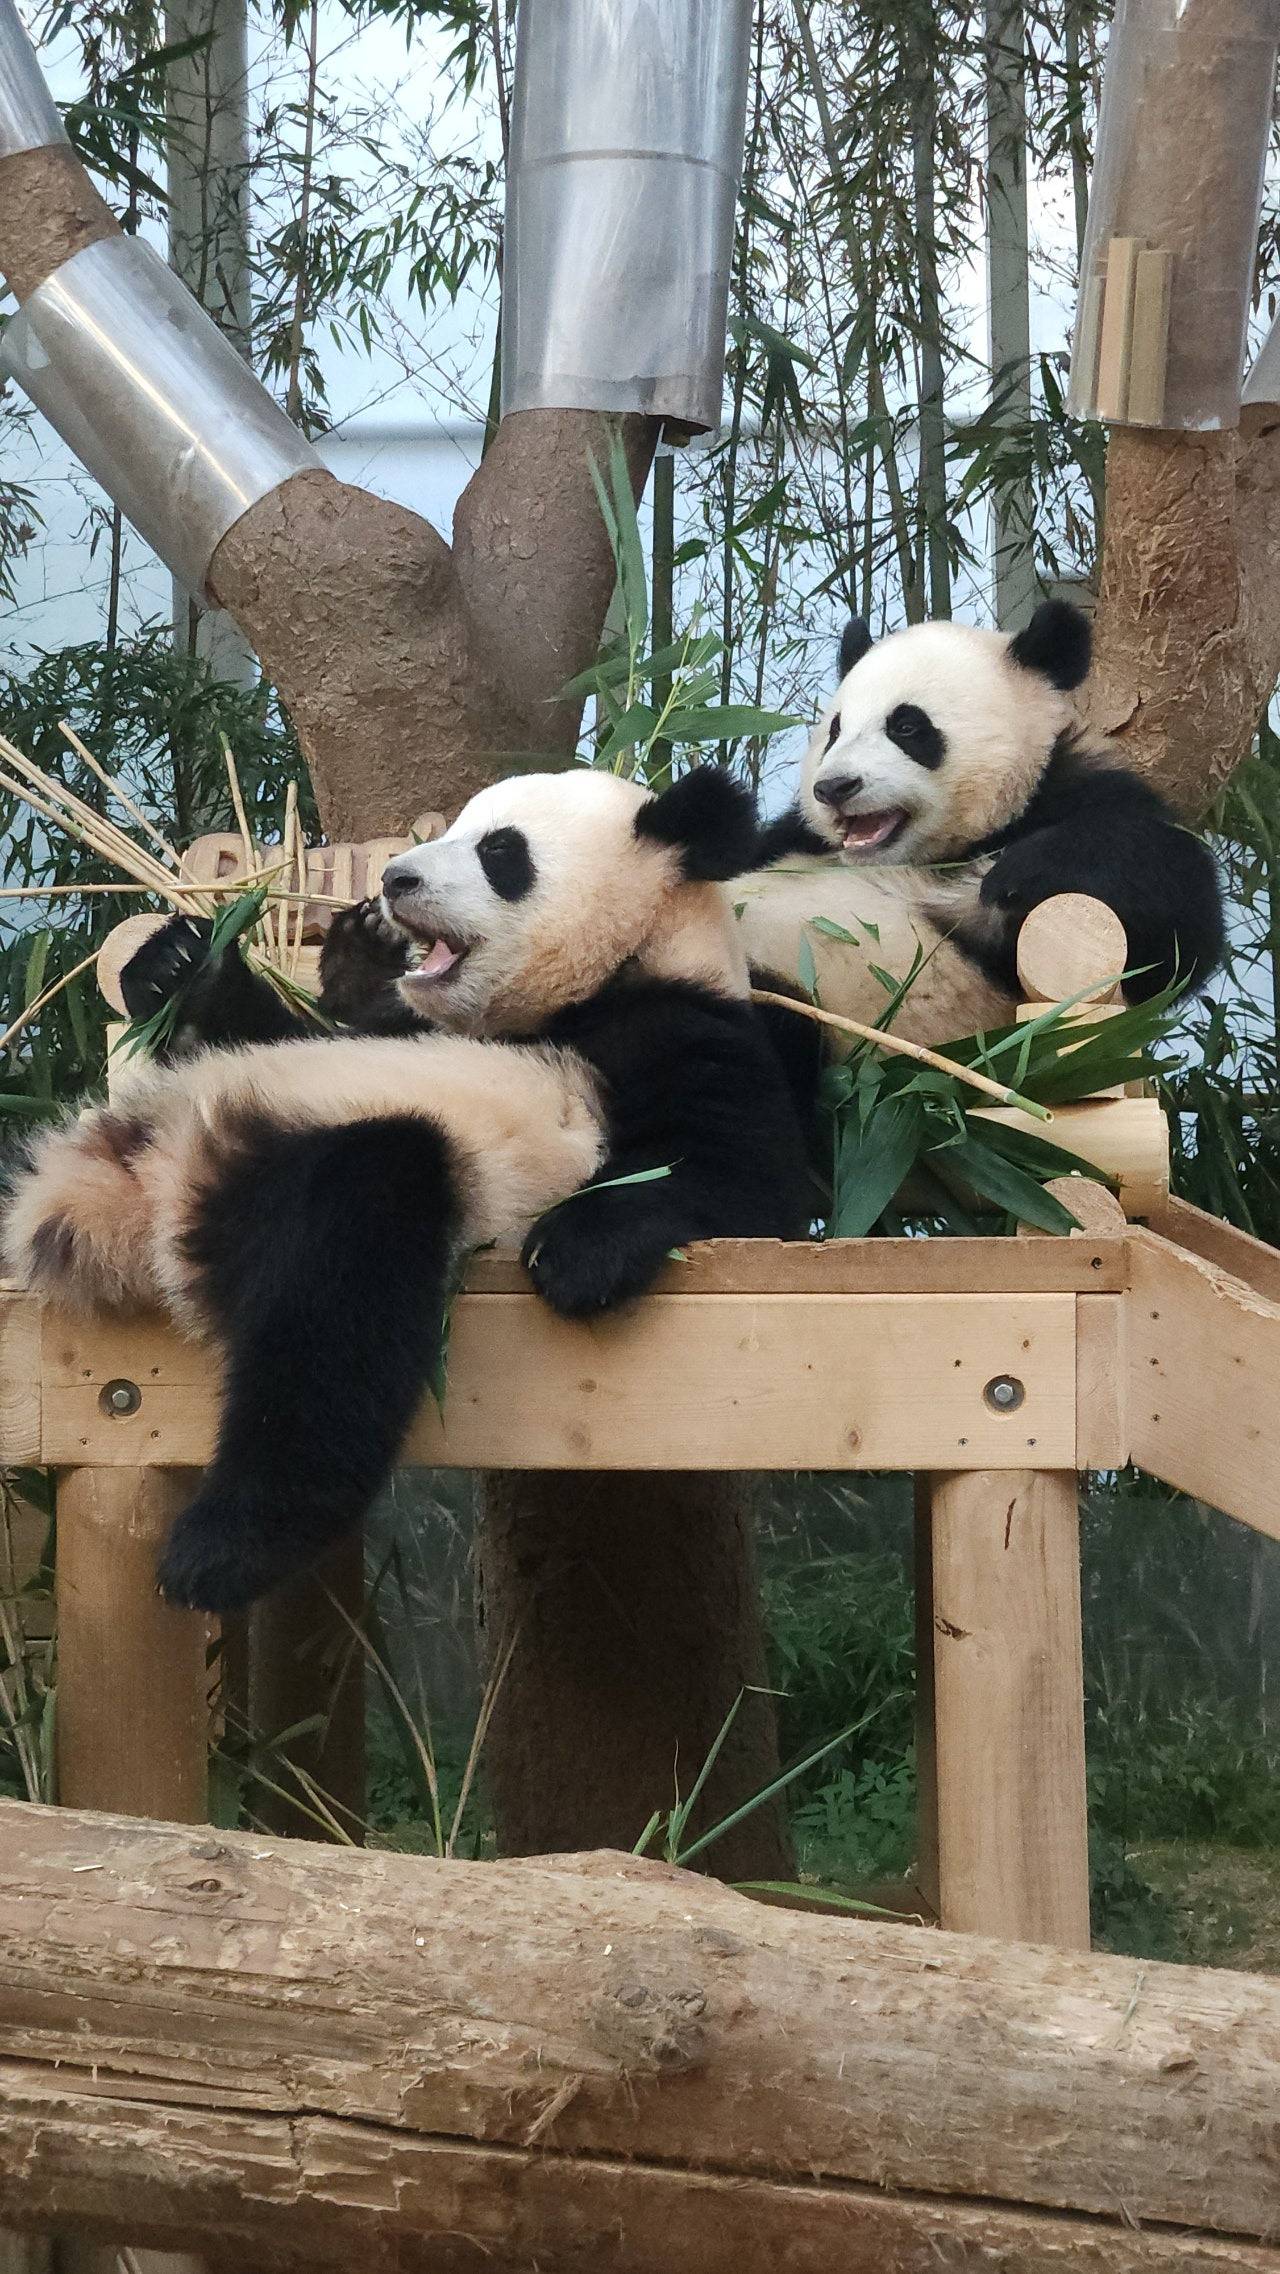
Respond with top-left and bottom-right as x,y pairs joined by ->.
635,767 -> 760,882
1008,599 -> 1092,691
838,615 -> 873,678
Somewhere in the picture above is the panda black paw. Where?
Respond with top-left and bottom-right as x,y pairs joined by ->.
979,830 -> 1094,919
120,914 -> 214,1021
156,1482 -> 315,1614
319,896 -> 412,1026
523,1204 -> 675,1320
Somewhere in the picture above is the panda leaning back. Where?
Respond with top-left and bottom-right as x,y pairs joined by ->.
5,767 -> 813,1615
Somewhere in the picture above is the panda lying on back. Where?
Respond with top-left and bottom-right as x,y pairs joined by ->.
6,767 -> 811,1613
736,599 -> 1224,1045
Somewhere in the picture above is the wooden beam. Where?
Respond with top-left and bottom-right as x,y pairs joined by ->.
1146,1194 -> 1280,1307
39,1293 -> 1080,1472
0,1803 -> 1277,2268
1128,1228 -> 1280,1543
917,1470 -> 1090,1948
55,1469 -> 209,1822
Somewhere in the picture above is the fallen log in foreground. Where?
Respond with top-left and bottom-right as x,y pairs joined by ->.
0,1801 -> 1276,2271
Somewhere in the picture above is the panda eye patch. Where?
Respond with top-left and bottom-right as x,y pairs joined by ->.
477,826 -> 536,901
824,711 -> 841,751
885,703 -> 945,770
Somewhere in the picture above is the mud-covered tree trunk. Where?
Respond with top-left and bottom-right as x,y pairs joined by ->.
1090,410 -> 1280,818
0,134 -> 790,1876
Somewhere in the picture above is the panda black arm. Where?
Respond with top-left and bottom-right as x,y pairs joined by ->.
121,915 -> 310,1055
754,804 -> 832,865
522,980 -> 813,1319
972,760 -> 1224,1003
121,898 -> 427,1056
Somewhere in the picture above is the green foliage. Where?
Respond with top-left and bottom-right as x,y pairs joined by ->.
817,974 -> 1180,1239
573,438 -> 800,781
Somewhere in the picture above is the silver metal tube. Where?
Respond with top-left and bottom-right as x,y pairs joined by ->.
502,0 -> 753,433
0,0 -> 68,160
1,234 -> 322,599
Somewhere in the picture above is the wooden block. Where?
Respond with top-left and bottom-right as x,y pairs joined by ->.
974,1098 -> 1168,1219
38,1294 -> 1080,1472
1071,269 -> 1105,410
96,914 -> 167,1012
1094,234 -> 1140,422
1127,1229 -> 1280,1544
1016,894 -> 1127,1005
920,1468 -> 1090,1948
1126,247 -> 1172,427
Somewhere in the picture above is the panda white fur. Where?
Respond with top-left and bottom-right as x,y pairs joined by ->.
734,600 -> 1224,1050
5,766 -> 810,1613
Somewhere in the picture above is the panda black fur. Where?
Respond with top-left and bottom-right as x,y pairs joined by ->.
737,599 -> 1224,1049
6,767 -> 811,1614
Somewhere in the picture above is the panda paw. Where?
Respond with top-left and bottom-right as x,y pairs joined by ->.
522,1199 -> 675,1320
120,914 -> 214,1021
979,830 -> 1094,919
319,896 -> 412,1026
156,1482 -> 311,1614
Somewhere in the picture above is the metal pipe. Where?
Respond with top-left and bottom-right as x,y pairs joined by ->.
0,0 -> 66,160
1,235 -> 321,600
502,0 -> 753,434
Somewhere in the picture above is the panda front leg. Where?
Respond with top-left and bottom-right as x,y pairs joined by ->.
122,915 -> 312,1055
156,1111 -> 460,1613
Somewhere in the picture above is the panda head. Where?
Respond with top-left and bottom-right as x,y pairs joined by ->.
800,599 -> 1092,864
380,766 -> 758,1034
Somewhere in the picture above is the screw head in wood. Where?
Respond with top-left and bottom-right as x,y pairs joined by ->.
984,1375 -> 1025,1414
101,1378 -> 141,1418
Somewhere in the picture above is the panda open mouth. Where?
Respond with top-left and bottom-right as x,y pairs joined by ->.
839,807 -> 909,854
397,925 -> 475,983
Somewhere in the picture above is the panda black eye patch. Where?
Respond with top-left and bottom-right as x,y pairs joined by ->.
477,826 -> 536,901
885,703 -> 945,770
824,711 -> 841,751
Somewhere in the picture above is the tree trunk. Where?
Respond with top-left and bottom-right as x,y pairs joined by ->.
1,1799 -> 1277,2270
1090,410 -> 1280,818
477,1472 -> 790,1876
0,127 -> 786,1874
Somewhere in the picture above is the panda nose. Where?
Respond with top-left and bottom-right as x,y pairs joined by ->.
382,863 -> 419,902
813,773 -> 863,810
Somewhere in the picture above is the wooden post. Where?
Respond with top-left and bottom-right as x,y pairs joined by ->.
56,1469 -> 209,1821
917,1469 -> 1090,1949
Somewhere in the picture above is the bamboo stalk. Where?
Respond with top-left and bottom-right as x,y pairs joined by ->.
750,986 -> 1052,1119
57,722 -> 182,868
0,948 -> 103,1057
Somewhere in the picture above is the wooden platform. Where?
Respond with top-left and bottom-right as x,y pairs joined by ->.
5,1223 -> 1280,1525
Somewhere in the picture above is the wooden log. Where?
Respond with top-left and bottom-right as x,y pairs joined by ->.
0,1802 -> 1277,2269
55,1470 -> 209,1821
916,1469 -> 1090,1949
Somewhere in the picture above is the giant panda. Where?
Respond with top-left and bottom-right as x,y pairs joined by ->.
5,766 -> 811,1614
734,599 -> 1224,1051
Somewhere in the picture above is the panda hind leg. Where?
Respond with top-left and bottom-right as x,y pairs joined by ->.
156,1111 -> 459,1613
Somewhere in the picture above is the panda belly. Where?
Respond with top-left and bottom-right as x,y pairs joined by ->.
730,858 -> 1016,1046
5,1031 -> 608,1325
